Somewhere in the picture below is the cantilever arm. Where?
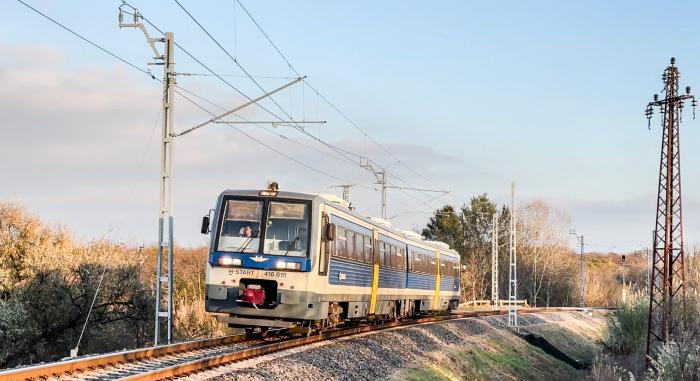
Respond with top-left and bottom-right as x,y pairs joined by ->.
174,76 -> 305,137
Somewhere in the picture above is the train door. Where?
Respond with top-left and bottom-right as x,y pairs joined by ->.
318,212 -> 330,276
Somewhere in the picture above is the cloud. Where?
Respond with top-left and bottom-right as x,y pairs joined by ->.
5,42 -> 691,253
0,42 -> 467,246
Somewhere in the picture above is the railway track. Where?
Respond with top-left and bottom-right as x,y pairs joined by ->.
0,307 -> 595,381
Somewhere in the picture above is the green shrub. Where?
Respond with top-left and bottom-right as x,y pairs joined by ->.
603,295 -> 648,356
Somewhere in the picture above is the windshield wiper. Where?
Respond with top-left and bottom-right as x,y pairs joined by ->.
237,236 -> 254,253
283,236 -> 300,256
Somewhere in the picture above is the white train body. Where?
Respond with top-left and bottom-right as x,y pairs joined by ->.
204,189 -> 461,329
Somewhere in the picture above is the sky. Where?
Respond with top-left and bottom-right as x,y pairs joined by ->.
2,0 -> 700,252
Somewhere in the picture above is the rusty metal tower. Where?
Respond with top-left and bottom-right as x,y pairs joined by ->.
644,57 -> 696,365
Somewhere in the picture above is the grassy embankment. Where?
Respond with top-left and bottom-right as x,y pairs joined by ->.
394,312 -> 606,381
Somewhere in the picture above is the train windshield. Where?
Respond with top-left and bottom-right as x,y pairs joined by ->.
216,200 -> 263,253
263,202 -> 309,257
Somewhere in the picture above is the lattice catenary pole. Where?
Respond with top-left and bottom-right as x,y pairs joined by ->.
119,5 -> 176,345
508,182 -> 517,329
491,212 -> 499,308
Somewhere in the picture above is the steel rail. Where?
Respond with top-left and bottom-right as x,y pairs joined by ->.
119,307 -> 574,381
0,333 -> 249,381
0,307 -> 604,380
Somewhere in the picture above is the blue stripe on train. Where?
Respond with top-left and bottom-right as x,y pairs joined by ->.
327,259 -> 458,293
440,276 -> 460,291
406,272 -> 436,290
328,258 -> 373,287
378,266 -> 406,288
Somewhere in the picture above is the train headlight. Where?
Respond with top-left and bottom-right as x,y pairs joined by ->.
275,261 -> 301,270
217,257 -> 242,266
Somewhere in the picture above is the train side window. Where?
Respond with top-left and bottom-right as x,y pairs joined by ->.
399,247 -> 405,270
386,244 -> 392,267
407,250 -> 413,271
354,233 -> 362,262
336,226 -> 347,258
386,245 -> 392,268
346,230 -> 355,261
379,241 -> 386,267
363,235 -> 372,263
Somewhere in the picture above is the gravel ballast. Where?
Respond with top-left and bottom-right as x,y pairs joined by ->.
182,311 -> 607,381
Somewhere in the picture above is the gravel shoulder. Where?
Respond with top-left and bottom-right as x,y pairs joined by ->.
181,311 -> 607,381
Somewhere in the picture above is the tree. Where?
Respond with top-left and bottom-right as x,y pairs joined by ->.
516,200 -> 576,306
423,195 -> 507,302
0,203 -> 47,296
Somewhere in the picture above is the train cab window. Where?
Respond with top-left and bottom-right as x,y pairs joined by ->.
335,226 -> 347,258
347,230 -> 356,261
217,200 -> 263,253
363,235 -> 373,263
263,202 -> 310,257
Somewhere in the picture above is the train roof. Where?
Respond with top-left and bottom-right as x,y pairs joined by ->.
218,189 -> 460,258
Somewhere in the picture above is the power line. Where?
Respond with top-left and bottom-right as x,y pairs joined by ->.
169,0 -> 453,216
233,0 -> 459,207
16,0 -> 360,188
170,0 -> 364,169
121,4 -> 376,181
17,0 -> 444,218
172,84 -> 374,184
15,0 -> 155,80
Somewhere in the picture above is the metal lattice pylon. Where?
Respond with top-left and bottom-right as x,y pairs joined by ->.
644,57 -> 696,366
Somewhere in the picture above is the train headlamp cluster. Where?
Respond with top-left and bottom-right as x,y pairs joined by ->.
217,257 -> 242,266
275,261 -> 301,270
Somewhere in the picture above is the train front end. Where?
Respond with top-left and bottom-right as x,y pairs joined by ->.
203,189 -> 322,330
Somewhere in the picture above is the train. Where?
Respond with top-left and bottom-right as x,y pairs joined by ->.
201,185 -> 461,335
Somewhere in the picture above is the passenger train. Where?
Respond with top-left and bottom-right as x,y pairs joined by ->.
201,185 -> 461,334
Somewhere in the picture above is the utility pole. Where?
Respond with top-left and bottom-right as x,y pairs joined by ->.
119,5 -> 175,345
359,158 -> 448,220
330,185 -> 354,203
621,255 -> 627,304
117,3 -> 317,346
491,212 -> 499,308
360,159 -> 387,219
644,57 -> 696,367
508,182 -> 517,329
570,230 -> 585,308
